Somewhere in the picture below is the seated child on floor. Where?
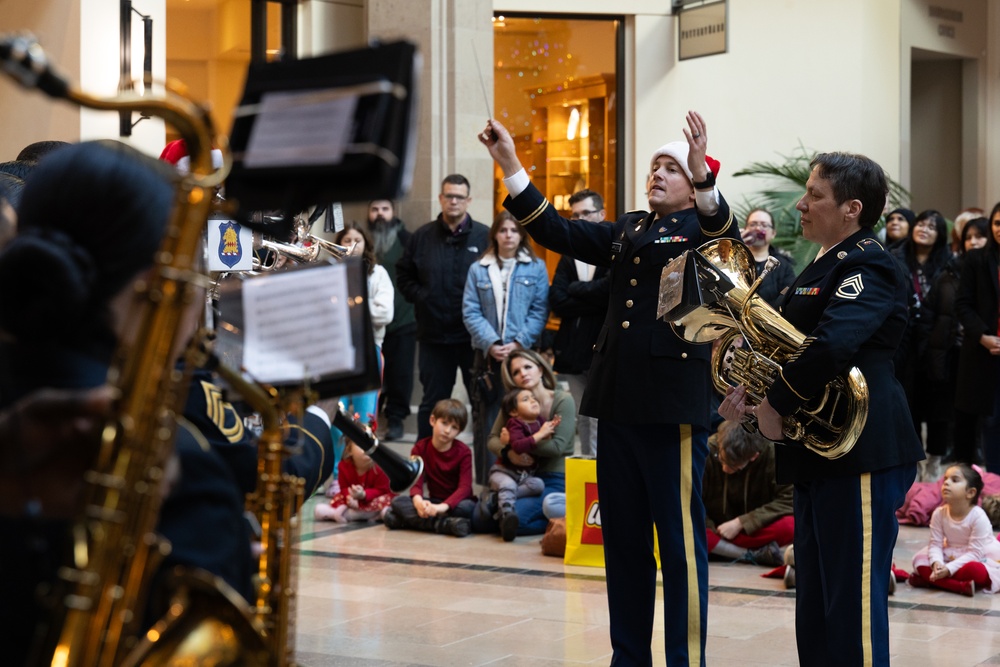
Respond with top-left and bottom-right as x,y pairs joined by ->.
703,420 -> 794,567
910,463 -> 1000,596
489,388 -> 561,542
382,399 -> 475,537
314,437 -> 394,523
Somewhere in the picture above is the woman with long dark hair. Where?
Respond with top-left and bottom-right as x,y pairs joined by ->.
322,221 -> 394,501
891,209 -> 953,480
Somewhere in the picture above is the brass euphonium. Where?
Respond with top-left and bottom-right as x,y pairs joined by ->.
0,34 -> 270,667
672,239 -> 868,459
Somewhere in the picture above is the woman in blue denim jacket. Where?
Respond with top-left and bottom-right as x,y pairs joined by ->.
463,210 -> 550,486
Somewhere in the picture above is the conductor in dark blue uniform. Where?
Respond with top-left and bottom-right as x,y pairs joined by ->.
481,112 -> 737,667
720,152 -> 923,666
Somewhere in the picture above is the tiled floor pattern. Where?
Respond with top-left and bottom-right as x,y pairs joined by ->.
292,497 -> 1000,667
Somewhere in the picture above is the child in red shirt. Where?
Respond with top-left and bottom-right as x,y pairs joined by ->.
382,399 -> 476,536
315,437 -> 394,523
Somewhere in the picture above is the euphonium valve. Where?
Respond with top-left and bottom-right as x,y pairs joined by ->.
670,239 -> 868,459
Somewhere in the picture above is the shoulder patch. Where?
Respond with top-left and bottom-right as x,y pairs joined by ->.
857,237 -> 884,251
835,273 -> 864,299
200,380 -> 246,443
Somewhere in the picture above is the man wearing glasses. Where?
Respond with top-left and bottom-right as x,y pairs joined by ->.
397,174 -> 490,441
741,207 -> 797,306
550,189 -> 610,456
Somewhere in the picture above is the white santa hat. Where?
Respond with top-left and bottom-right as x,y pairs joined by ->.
649,141 -> 720,183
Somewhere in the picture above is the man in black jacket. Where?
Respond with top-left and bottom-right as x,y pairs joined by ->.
550,188 -> 610,456
396,175 -> 490,441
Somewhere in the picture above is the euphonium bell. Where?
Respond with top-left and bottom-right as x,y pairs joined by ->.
669,239 -> 868,460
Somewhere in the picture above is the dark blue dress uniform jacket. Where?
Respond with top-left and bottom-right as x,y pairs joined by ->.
504,182 -> 738,429
769,229 -> 924,482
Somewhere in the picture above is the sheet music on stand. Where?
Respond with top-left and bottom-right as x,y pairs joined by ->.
214,258 -> 379,398
225,40 -> 421,229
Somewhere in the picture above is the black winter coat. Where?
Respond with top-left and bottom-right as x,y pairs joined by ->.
954,247 -> 1000,415
396,215 -> 490,344
549,254 -> 610,374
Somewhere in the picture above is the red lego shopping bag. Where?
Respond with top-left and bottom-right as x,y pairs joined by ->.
563,456 -> 660,567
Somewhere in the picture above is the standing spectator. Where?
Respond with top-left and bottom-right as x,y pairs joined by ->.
883,207 -> 914,250
703,420 -> 794,567
367,199 -> 415,441
550,189 -> 610,456
950,207 -> 984,254
955,202 -> 1000,474
930,217 -> 989,466
463,209 -> 549,484
739,208 -> 797,307
891,210 -> 953,481
326,222 -> 393,479
396,175 -> 489,441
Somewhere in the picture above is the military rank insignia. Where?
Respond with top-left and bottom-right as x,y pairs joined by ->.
207,218 -> 253,271
201,380 -> 246,443
835,273 -> 864,299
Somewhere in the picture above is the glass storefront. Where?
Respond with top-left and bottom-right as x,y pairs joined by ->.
491,13 -> 622,274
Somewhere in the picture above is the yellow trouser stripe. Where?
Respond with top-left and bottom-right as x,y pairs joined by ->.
860,473 -> 873,667
679,423 -> 701,667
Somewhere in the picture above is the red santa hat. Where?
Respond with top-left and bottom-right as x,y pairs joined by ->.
159,139 -> 223,175
649,141 -> 720,184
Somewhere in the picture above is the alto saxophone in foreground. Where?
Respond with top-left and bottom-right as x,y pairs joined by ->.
0,34 -> 274,667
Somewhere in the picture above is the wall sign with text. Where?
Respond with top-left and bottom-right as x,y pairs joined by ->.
679,1 -> 728,61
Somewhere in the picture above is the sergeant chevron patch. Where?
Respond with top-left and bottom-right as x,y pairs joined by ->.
835,273 -> 864,299
201,380 -> 245,443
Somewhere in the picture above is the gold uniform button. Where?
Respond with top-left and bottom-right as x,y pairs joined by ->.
630,279 -> 637,286
625,300 -> 634,308
633,257 -> 641,265
681,352 -> 688,359
622,321 -> 630,329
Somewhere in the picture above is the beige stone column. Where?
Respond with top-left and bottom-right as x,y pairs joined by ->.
367,0 -> 496,230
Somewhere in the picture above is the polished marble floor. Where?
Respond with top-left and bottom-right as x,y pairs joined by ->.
293,492 -> 1000,667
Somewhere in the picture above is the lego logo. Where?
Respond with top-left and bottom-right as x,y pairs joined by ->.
586,500 -> 601,528
581,481 -> 603,545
